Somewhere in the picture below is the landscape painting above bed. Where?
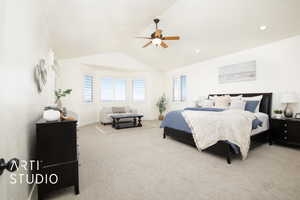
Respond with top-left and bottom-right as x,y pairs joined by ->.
219,60 -> 256,84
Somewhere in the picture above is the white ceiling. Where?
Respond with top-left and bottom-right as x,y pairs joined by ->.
47,0 -> 300,71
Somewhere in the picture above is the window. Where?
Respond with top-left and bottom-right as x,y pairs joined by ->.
173,75 -> 187,101
83,75 -> 93,103
100,78 -> 126,101
133,80 -> 145,101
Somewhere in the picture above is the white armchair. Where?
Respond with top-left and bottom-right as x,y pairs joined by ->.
99,106 -> 138,125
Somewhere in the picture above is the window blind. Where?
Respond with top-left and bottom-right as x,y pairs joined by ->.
133,80 -> 145,101
173,75 -> 187,102
83,75 -> 93,103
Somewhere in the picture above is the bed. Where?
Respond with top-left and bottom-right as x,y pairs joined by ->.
161,93 -> 272,164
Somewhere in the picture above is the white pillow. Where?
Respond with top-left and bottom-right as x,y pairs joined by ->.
242,95 -> 263,113
208,95 -> 217,100
202,99 -> 214,107
229,99 -> 246,110
214,95 -> 231,109
230,95 -> 242,101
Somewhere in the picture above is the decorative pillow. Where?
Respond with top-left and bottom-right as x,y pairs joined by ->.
202,99 -> 214,107
245,101 -> 260,113
112,106 -> 126,113
229,99 -> 246,110
230,95 -> 242,101
214,95 -> 231,109
242,95 -> 263,112
208,95 -> 217,100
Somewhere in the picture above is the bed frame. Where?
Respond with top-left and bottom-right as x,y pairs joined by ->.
163,93 -> 273,164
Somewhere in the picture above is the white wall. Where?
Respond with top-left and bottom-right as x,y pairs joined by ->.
0,1 -> 55,200
57,58 -> 165,126
166,35 -> 300,113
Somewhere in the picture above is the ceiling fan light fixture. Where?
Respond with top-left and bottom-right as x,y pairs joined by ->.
260,25 -> 267,30
152,38 -> 162,46
136,18 -> 180,48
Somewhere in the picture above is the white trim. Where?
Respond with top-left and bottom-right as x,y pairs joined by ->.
28,183 -> 36,200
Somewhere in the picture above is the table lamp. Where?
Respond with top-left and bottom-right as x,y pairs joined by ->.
281,93 -> 298,118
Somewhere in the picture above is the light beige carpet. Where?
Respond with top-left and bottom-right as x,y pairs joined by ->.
45,121 -> 300,200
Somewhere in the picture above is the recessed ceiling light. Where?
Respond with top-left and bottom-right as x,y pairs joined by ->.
260,25 -> 267,30
195,49 -> 200,54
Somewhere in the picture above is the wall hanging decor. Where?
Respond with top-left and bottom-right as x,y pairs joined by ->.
218,60 -> 256,84
34,59 -> 48,93
34,49 -> 59,93
46,49 -> 59,74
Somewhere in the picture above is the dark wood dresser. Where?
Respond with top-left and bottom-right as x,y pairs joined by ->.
270,117 -> 300,147
36,119 -> 79,200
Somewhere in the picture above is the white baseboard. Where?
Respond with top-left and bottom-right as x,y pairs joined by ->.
28,183 -> 36,200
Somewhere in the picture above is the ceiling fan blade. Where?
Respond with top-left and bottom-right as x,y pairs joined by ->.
142,41 -> 152,48
155,29 -> 162,38
160,41 -> 168,48
136,36 -> 152,39
162,36 -> 180,40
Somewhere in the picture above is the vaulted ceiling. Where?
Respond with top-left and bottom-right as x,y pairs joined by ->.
47,0 -> 300,71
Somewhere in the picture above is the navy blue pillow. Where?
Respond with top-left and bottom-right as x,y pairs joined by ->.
245,100 -> 259,113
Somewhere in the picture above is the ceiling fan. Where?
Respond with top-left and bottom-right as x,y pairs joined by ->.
136,18 -> 180,48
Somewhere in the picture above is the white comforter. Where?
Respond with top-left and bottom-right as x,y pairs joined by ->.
182,110 -> 256,159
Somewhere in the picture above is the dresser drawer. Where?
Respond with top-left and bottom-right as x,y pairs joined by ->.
38,161 -> 78,194
271,118 -> 300,146
287,121 -> 300,144
271,120 -> 287,139
37,122 -> 77,166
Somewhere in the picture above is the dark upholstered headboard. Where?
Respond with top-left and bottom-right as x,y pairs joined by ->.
208,93 -> 273,116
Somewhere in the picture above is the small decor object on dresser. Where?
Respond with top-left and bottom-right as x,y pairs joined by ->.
273,109 -> 283,119
42,109 -> 61,121
270,117 -> 300,147
36,118 -> 79,200
54,89 -> 72,109
295,113 -> 300,119
281,92 -> 298,118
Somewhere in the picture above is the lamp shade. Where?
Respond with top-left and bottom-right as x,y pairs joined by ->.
281,93 -> 298,103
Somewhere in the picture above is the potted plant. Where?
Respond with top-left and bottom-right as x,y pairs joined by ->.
55,89 -> 72,109
273,109 -> 283,118
156,94 -> 167,120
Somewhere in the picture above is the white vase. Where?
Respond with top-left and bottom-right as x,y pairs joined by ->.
43,110 -> 61,121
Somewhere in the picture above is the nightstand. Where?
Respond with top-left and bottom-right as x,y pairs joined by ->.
270,117 -> 300,147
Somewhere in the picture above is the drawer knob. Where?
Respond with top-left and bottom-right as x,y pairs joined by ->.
284,136 -> 287,140
284,130 -> 287,133
284,123 -> 288,127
